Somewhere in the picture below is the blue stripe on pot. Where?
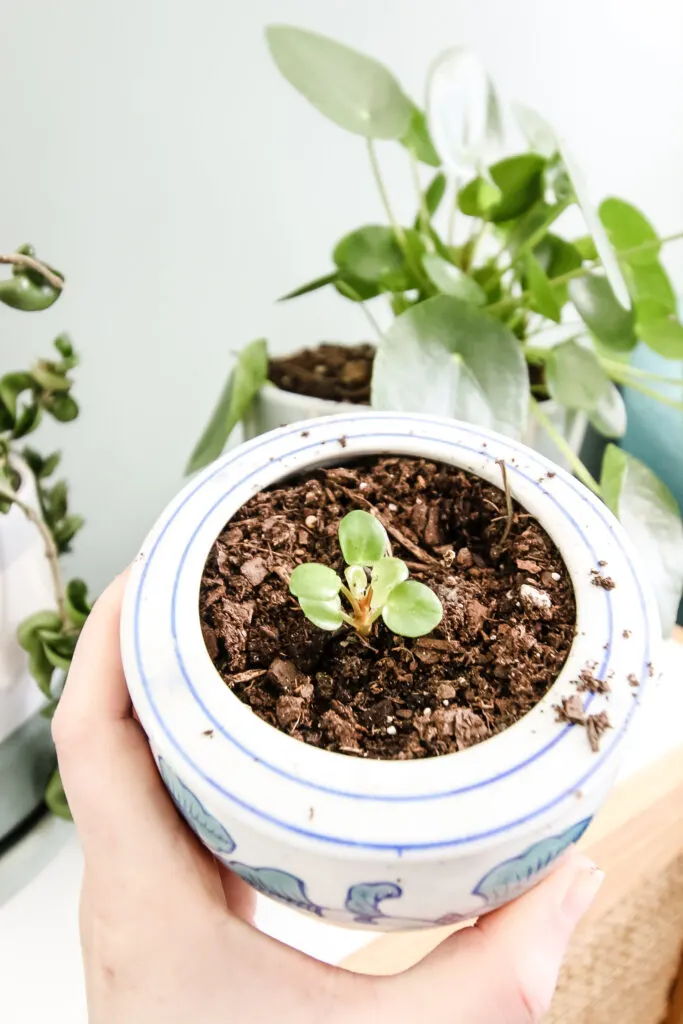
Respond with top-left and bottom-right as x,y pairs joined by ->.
622,342 -> 683,625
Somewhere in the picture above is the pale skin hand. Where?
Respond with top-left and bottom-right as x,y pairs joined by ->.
54,573 -> 604,1024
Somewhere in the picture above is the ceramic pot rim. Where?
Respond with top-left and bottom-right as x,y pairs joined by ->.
121,412 -> 658,856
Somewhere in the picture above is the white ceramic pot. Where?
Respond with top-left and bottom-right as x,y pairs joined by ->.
0,458 -> 57,840
121,412 -> 657,932
244,383 -> 587,470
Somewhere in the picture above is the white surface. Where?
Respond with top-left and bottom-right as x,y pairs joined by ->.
1,0 -> 683,594
0,639 -> 681,1023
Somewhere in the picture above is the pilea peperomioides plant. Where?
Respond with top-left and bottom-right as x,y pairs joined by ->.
289,509 -> 443,638
190,26 -> 683,636
0,243 -> 92,818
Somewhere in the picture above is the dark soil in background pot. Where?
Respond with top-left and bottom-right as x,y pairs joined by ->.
268,343 -> 374,404
200,455 -> 578,760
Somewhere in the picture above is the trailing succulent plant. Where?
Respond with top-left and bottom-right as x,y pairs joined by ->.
1,244 -> 91,818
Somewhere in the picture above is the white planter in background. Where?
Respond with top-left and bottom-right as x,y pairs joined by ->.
244,383 -> 587,469
0,460 -> 56,840
122,412 -> 657,932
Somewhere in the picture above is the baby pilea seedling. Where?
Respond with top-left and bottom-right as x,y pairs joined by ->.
289,509 -> 443,638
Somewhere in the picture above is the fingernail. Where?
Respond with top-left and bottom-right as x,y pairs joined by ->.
561,857 -> 605,925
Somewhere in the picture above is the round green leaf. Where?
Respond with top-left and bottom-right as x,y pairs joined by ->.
546,341 -> 610,413
601,444 -> 683,635
371,295 -> 529,438
334,275 -> 382,302
289,563 -> 341,601
636,314 -> 683,360
569,274 -> 637,352
534,234 -> 583,279
422,254 -> 486,305
458,154 -> 546,223
370,558 -> 409,611
299,595 -> 344,632
333,225 -> 422,291
599,198 -> 660,267
625,262 -> 677,313
266,25 -> 412,140
338,510 -> 388,565
382,580 -> 443,638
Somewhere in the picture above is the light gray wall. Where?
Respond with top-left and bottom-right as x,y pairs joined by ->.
1,0 -> 682,593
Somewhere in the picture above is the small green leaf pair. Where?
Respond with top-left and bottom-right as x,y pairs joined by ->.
289,509 -> 443,639
0,245 -> 63,312
16,581 -> 91,699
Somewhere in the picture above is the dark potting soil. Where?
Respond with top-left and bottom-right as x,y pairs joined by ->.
199,456 -> 577,760
268,343 -> 374,404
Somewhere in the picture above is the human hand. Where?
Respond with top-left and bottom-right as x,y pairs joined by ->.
54,573 -> 604,1024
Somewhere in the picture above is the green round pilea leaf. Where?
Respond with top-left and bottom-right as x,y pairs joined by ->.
299,595 -> 344,631
370,558 -> 409,611
289,563 -> 341,600
338,509 -> 388,565
381,580 -> 443,638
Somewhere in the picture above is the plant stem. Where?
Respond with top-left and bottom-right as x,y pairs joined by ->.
607,370 -> 683,411
408,149 -> 434,250
529,398 -> 602,495
467,222 -> 490,269
367,139 -> 432,292
0,253 -> 64,290
600,358 -> 683,386
447,181 -> 459,246
0,485 -> 67,623
496,459 -> 514,543
486,230 -> 683,318
336,282 -> 384,341
367,139 -> 408,251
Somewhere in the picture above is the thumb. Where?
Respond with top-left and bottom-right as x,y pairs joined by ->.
391,850 -> 603,1023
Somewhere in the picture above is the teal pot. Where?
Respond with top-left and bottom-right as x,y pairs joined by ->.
622,344 -> 683,624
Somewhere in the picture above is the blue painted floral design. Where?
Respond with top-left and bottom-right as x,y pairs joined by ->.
158,758 -> 236,855
345,881 -> 403,924
474,818 -> 592,904
228,863 -> 324,917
